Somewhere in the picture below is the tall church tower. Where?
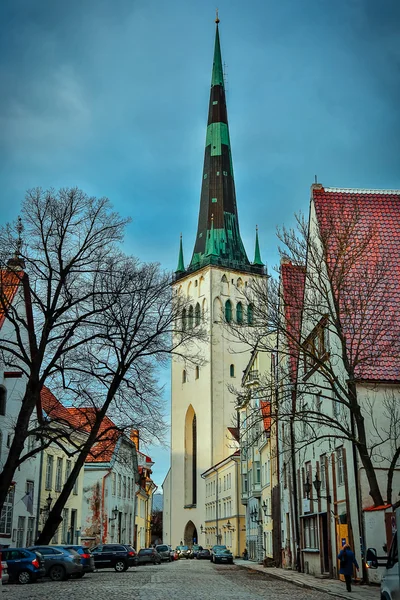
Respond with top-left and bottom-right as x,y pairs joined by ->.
167,17 -> 265,548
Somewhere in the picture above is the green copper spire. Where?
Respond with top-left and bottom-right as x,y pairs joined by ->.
188,18 -> 254,273
176,234 -> 185,273
253,226 -> 264,266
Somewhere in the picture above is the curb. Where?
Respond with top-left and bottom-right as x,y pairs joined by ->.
235,563 -> 363,600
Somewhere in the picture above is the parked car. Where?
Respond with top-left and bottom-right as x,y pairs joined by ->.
155,544 -> 172,562
167,545 -> 178,561
2,548 -> 45,584
135,548 -> 161,565
197,548 -> 211,560
29,545 -> 82,581
175,545 -> 192,559
61,545 -> 95,576
0,559 -> 8,585
210,545 -> 233,564
191,544 -> 202,558
90,544 -> 136,572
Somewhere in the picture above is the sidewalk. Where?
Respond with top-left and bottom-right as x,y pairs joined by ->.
234,559 -> 380,600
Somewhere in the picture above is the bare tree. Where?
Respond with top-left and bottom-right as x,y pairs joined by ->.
36,255 -> 204,542
0,188 -> 129,511
229,200 -> 400,508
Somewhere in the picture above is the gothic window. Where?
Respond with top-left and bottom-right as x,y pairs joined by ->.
225,300 -> 232,323
230,364 -> 235,377
221,274 -> 229,295
236,302 -> 243,324
182,309 -> 187,331
182,370 -> 187,384
0,386 -> 6,416
195,303 -> 201,327
247,303 -> 254,325
213,297 -> 222,322
184,406 -> 197,506
188,305 -> 194,329
237,277 -> 244,289
199,276 -> 205,296
195,366 -> 199,380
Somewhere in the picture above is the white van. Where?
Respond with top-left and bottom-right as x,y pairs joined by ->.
367,507 -> 399,600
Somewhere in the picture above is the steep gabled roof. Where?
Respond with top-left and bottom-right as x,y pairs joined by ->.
0,269 -> 23,330
312,186 -> 400,382
66,407 -> 121,463
41,387 -> 82,430
281,261 -> 306,383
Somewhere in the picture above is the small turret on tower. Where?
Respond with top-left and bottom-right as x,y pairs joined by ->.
176,234 -> 185,274
253,226 -> 264,267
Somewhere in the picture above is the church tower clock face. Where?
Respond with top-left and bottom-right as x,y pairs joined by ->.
166,17 -> 265,550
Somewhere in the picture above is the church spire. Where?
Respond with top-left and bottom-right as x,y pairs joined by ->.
253,226 -> 264,266
188,18 -> 251,273
176,234 -> 185,274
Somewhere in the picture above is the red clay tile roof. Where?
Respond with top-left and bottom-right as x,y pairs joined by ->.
0,269 -> 23,330
313,186 -> 400,381
281,261 -> 306,383
260,400 -> 271,432
227,427 -> 240,442
66,407 -> 121,463
41,387 -> 82,430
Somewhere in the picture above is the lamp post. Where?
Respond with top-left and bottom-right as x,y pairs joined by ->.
313,471 -> 331,502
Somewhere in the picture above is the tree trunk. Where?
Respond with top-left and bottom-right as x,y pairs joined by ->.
386,446 -> 400,506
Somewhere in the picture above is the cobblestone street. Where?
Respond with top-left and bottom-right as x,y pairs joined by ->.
2,559 -> 344,600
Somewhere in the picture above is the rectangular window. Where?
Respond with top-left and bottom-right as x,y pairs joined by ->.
73,469 -> 79,495
255,462 -> 261,484
242,474 -> 248,493
16,515 -> 25,547
65,459 -> 72,484
26,517 -> 35,547
123,476 -> 127,498
118,474 -> 122,497
45,454 -> 54,490
55,457 -> 63,492
127,477 -> 131,499
320,455 -> 326,490
304,516 -> 319,548
283,463 -> 287,489
337,447 -> 345,486
0,486 -> 14,535
266,460 -> 270,486
112,472 -> 116,496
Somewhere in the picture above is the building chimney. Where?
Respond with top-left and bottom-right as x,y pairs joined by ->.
130,429 -> 139,450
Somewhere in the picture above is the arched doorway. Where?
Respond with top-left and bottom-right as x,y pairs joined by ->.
184,520 -> 198,546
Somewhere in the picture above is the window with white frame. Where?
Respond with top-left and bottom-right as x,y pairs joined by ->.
45,454 -> 54,489
26,517 -> 35,546
55,457 -> 63,492
303,515 -> 319,549
0,486 -> 14,535
65,459 -> 72,484
320,455 -> 326,490
16,515 -> 25,547
336,447 -> 345,486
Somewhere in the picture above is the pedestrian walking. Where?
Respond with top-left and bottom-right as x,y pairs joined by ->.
338,544 -> 359,592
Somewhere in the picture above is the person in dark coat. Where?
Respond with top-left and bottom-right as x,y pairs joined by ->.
338,544 -> 359,591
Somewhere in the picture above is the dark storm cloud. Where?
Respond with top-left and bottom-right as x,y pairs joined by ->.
1,0 -> 399,485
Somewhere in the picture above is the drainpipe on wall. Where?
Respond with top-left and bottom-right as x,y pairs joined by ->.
101,470 -> 112,543
290,388 -> 301,572
35,446 -> 44,541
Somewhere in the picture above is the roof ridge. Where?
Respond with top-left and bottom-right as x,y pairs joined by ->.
323,187 -> 400,195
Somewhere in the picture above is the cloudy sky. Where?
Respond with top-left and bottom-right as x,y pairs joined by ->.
1,0 -> 400,487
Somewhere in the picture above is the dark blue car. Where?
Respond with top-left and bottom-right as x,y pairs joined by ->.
61,545 -> 95,576
1,547 -> 45,584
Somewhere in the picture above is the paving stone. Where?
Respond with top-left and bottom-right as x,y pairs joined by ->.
2,559 -> 344,600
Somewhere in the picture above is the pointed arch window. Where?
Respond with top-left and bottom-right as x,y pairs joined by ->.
230,364 -> 235,377
247,303 -> 254,325
188,305 -> 194,329
225,300 -> 232,323
182,370 -> 187,384
195,366 -> 199,380
195,303 -> 201,327
182,309 -> 187,331
236,302 -> 243,324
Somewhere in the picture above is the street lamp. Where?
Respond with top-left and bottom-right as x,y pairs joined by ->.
200,524 -> 204,534
313,471 -> 331,503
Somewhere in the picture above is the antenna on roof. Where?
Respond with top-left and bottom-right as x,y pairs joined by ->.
16,216 -> 23,256
314,174 -> 318,184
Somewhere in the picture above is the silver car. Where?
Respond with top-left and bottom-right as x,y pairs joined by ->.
155,544 -> 172,562
29,545 -> 82,581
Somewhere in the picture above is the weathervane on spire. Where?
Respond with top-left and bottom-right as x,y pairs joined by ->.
215,8 -> 220,24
